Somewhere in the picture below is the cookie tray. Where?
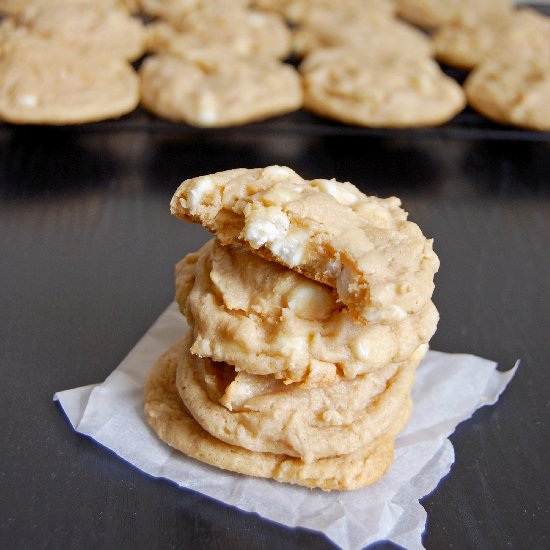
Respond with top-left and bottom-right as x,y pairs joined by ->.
1,4 -> 549,142
47,103 -> 550,142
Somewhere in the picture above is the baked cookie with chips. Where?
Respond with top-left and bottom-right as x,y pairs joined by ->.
464,53 -> 550,131
300,48 -> 465,128
170,166 -> 440,323
175,239 -> 438,382
139,52 -> 301,127
0,34 -> 139,124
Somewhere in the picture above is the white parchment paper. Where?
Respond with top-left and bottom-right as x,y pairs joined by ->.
54,303 -> 517,550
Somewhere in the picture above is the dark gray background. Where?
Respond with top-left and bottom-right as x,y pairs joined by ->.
1,127 -> 548,549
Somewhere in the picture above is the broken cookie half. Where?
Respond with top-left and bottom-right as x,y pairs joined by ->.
170,166 -> 439,324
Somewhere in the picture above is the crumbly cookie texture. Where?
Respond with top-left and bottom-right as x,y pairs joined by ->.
300,48 -> 465,128
175,239 -> 438,382
17,3 -> 145,61
464,54 -> 550,132
176,335 -> 422,462
146,8 -> 291,61
0,34 -> 139,124
170,167 -> 439,324
395,0 -> 511,29
292,9 -> 432,58
144,341 -> 411,491
139,53 -> 301,127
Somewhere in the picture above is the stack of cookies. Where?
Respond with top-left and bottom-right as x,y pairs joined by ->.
144,166 -> 440,491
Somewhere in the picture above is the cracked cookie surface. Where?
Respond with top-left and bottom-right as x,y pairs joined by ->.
176,239 -> 438,383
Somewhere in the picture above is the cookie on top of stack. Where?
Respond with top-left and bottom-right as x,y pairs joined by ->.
144,166 -> 439,491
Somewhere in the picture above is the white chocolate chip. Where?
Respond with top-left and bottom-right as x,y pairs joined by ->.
268,227 -> 310,266
312,179 -> 359,206
286,283 -> 334,320
194,91 -> 218,126
272,331 -> 309,357
354,201 -> 393,226
350,336 -> 370,361
262,166 -> 297,179
17,94 -> 38,107
187,176 -> 215,210
247,11 -> 266,27
260,184 -> 302,206
196,109 -> 218,126
363,303 -> 407,323
234,36 -> 252,56
243,205 -> 289,248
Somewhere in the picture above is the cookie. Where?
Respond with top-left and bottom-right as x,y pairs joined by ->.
139,53 -> 302,127
145,8 -> 291,61
18,3 -> 145,61
144,341 -> 412,491
170,167 -> 439,324
0,34 -> 139,124
395,0 -> 511,29
175,239 -> 438,382
176,333 -> 422,462
464,54 -> 550,132
300,48 -> 465,128
292,9 -> 432,58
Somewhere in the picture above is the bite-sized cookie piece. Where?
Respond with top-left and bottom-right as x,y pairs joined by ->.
139,53 -> 301,127
176,240 -> 438,382
171,167 -> 439,323
139,0 -> 247,23
144,342 -> 410,491
464,54 -> 550,131
0,35 -> 139,124
300,48 -> 465,128
146,8 -> 291,60
395,0 -> 511,29
18,3 -> 145,61
251,0 -> 395,24
176,334 -> 422,462
293,9 -> 431,58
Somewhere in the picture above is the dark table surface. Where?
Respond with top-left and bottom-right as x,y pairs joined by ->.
0,125 -> 549,550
